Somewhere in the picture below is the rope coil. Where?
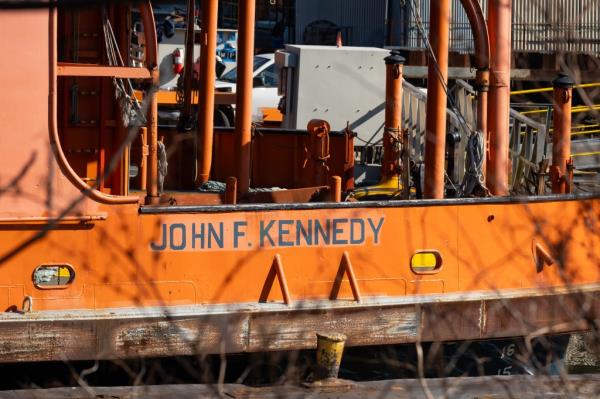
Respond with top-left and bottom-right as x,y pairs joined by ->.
460,130 -> 490,197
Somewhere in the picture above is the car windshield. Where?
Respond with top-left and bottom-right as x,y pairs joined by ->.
220,56 -> 270,83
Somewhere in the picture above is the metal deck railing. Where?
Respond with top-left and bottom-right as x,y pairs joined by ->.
401,0 -> 600,56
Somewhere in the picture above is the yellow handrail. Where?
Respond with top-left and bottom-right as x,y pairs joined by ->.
521,105 -> 600,115
511,82 -> 600,96
572,151 -> 600,158
570,124 -> 600,130
572,129 -> 600,136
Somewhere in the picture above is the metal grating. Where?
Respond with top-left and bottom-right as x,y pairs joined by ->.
402,0 -> 600,55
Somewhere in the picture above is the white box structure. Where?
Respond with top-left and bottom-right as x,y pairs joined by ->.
277,45 -> 389,145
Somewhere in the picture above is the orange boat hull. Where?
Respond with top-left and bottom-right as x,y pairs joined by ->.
0,6 -> 599,363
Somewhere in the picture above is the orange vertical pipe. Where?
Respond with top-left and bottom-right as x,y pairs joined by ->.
476,70 -> 489,178
146,82 -> 159,203
476,70 -> 490,137
458,0 -> 490,72
182,0 -> 195,121
382,50 -> 405,182
459,0 -> 490,174
424,0 -> 450,199
225,176 -> 238,204
196,0 -> 219,185
330,176 -> 342,203
486,0 -> 512,196
140,1 -> 159,204
139,127 -> 148,191
551,73 -> 575,194
235,0 -> 256,195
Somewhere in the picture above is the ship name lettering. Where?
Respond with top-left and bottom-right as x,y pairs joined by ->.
151,217 -> 385,251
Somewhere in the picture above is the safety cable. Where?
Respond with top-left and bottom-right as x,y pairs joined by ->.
407,0 -> 473,136
102,6 -> 146,127
460,130 -> 490,196
407,0 -> 492,197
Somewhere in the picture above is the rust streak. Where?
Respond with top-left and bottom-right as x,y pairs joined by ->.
479,299 -> 487,338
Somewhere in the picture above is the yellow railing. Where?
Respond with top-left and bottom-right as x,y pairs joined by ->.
511,82 -> 600,96
572,129 -> 600,136
572,151 -> 600,158
520,105 -> 600,116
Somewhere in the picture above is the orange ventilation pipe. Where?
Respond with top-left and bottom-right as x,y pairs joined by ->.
140,0 -> 160,205
423,0 -> 450,199
196,0 -> 219,186
551,73 -> 575,194
235,0 -> 256,195
49,7 -> 141,205
423,0 -> 490,199
459,0 -> 490,144
382,50 -> 405,182
486,0 -> 512,196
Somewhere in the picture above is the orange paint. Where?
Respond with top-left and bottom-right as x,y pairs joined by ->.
234,0 -> 256,195
1,3 -> 600,361
0,199 -> 598,311
551,74 -> 575,194
487,0 -> 512,196
382,51 -> 405,181
260,107 -> 284,124
196,0 -> 219,185
424,0 -> 451,199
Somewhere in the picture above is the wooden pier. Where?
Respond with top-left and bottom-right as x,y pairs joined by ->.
1,375 -> 600,398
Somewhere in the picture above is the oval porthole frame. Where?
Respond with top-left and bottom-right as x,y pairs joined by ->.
32,263 -> 76,290
410,250 -> 443,275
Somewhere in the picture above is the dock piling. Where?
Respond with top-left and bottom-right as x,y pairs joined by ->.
315,333 -> 347,381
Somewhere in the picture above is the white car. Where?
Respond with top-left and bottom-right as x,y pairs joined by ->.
215,53 -> 280,121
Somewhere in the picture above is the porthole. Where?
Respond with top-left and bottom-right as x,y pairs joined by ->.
33,264 -> 75,289
410,251 -> 443,274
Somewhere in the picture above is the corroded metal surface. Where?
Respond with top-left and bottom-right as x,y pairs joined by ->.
0,287 -> 598,363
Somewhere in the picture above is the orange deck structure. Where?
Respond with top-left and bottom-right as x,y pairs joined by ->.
0,1 -> 599,363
